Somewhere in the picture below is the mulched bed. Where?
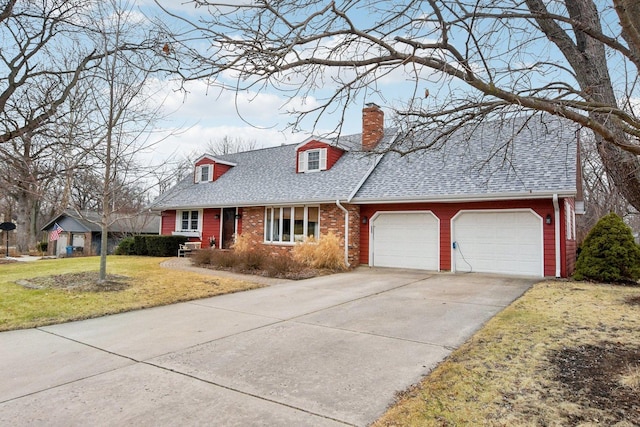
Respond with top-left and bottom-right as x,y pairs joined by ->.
626,295 -> 640,306
196,264 -> 327,280
16,272 -> 131,292
549,341 -> 640,425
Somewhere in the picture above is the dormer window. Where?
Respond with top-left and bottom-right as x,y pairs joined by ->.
195,164 -> 213,183
298,148 -> 327,173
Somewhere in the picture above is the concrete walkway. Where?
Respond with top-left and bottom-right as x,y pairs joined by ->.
0,266 -> 536,426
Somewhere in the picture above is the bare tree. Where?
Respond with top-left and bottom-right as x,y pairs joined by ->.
205,136 -> 260,156
0,0 -> 104,144
577,133 -> 638,240
85,0 -> 169,281
158,0 -> 640,209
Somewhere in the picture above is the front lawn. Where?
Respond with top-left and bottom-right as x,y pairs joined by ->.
374,280 -> 640,426
0,256 -> 262,332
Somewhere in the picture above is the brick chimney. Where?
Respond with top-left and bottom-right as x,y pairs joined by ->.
362,103 -> 384,151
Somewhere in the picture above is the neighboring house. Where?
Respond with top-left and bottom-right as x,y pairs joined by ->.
41,210 -> 160,256
150,104 -> 583,277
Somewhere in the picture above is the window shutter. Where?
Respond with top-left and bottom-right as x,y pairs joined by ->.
319,148 -> 327,170
298,151 -> 306,173
208,164 -> 214,181
195,166 -> 201,183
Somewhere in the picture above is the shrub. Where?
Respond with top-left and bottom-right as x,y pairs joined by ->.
210,250 -> 239,269
133,235 -> 148,256
36,241 -> 48,253
231,232 -> 253,254
192,248 -> 213,265
266,252 -> 306,278
293,232 -> 346,271
574,213 -> 640,283
145,235 -> 189,256
239,248 -> 268,271
115,237 -> 135,255
292,236 -> 317,266
119,235 -> 187,256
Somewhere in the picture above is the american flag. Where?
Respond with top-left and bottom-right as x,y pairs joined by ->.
49,223 -> 64,241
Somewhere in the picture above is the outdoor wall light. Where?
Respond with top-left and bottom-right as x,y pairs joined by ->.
362,216 -> 368,224
214,214 -> 220,220
545,214 -> 552,225
235,214 -> 242,219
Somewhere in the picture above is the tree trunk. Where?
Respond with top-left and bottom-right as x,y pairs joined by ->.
527,0 -> 640,211
15,191 -> 32,253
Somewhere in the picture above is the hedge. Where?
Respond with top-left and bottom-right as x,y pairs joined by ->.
116,235 -> 188,257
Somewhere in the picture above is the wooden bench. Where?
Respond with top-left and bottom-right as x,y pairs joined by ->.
177,241 -> 201,257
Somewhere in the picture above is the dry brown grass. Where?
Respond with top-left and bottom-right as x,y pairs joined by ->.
373,280 -> 640,426
231,232 -> 252,254
292,232 -> 346,270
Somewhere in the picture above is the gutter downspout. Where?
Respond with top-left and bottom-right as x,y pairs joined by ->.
335,200 -> 350,268
553,194 -> 561,278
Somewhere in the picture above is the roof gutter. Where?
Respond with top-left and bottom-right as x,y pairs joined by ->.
350,190 -> 576,205
335,199 -> 351,268
553,194 -> 561,278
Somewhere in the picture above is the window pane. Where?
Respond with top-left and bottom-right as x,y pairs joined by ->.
190,211 -> 199,230
294,207 -> 304,242
282,207 -> 292,242
273,208 -> 280,242
307,207 -> 319,239
265,208 -> 272,241
307,151 -> 320,170
182,211 -> 189,230
200,165 -> 209,182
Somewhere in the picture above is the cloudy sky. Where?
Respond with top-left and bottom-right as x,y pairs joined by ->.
137,1 -> 368,163
136,0 -> 437,164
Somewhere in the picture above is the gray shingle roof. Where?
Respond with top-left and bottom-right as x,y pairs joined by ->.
150,131 -> 395,209
151,113 -> 577,210
352,113 -> 578,202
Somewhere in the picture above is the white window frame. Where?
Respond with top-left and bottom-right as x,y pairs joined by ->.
195,164 -> 214,183
175,209 -> 203,233
264,206 -> 320,244
298,148 -> 327,173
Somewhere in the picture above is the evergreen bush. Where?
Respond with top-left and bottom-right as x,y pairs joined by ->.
133,235 -> 148,256
144,235 -> 188,256
574,213 -> 640,283
115,237 -> 135,255
117,235 -> 187,256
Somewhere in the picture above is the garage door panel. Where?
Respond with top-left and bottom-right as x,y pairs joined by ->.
371,212 -> 439,270
453,211 -> 542,277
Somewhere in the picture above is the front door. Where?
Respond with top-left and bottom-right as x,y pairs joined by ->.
221,208 -> 236,249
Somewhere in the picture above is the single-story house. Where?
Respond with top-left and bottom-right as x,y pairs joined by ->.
150,104 -> 583,277
41,210 -> 160,256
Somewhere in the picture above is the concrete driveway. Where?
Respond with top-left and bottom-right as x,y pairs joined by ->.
0,268 -> 535,426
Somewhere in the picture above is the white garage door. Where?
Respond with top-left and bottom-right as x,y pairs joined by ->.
452,210 -> 543,277
370,212 -> 439,270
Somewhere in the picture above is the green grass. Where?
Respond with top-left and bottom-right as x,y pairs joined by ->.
0,256 -> 262,331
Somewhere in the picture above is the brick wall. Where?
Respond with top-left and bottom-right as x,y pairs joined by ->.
319,203 -> 361,266
239,204 -> 361,266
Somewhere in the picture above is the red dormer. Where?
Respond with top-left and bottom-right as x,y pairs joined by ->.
194,155 -> 237,183
296,138 -> 344,173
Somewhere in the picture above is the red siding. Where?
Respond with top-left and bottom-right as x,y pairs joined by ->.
161,210 -> 176,235
360,199 -> 565,277
195,158 -> 214,167
202,208 -> 221,247
195,157 -> 233,181
214,163 -> 233,180
296,140 -> 344,172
